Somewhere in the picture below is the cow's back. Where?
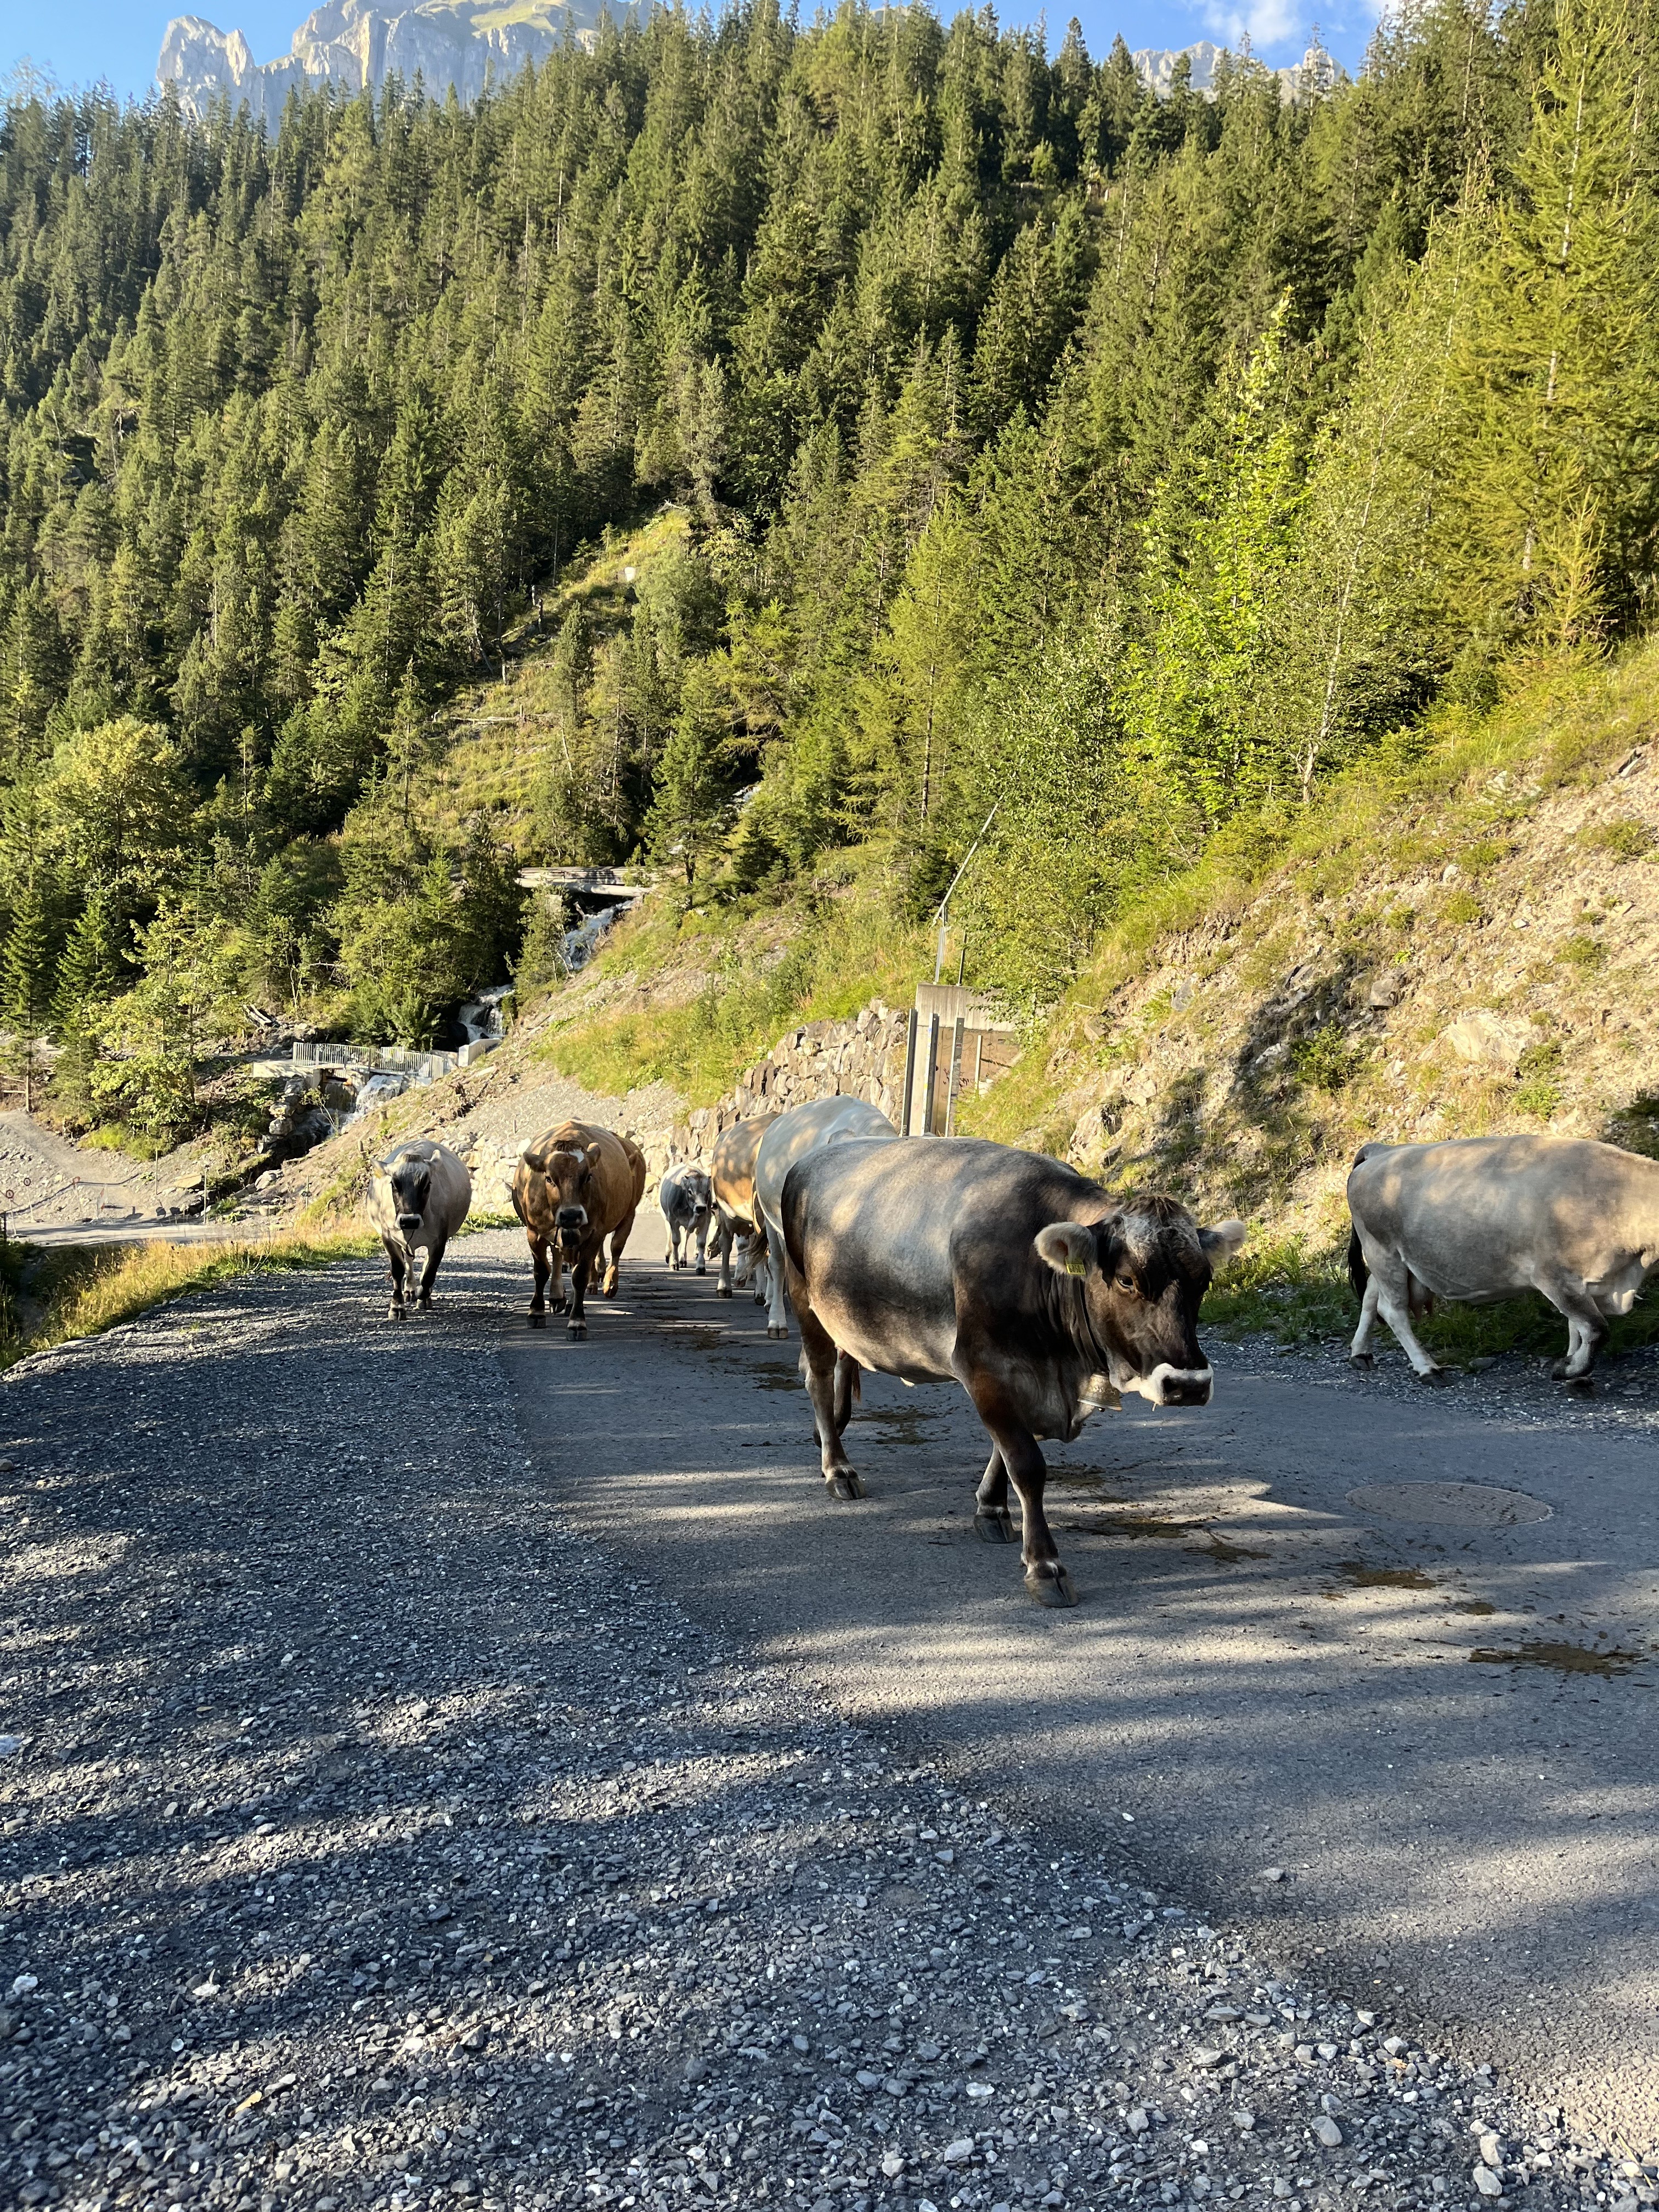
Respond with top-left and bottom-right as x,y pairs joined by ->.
712,1116 -> 775,1222
785,1136 -> 1109,1379
754,1097 -> 896,1231
1350,1133 -> 1659,1292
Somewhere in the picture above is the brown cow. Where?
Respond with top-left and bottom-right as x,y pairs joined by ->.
710,1114 -> 777,1301
511,1121 -> 647,1336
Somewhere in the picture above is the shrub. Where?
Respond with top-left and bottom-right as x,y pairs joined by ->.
1291,1025 -> 1356,1092
1578,817 -> 1654,860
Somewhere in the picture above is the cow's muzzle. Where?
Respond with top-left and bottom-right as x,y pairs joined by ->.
1125,1363 -> 1214,1408
396,1212 -> 424,1235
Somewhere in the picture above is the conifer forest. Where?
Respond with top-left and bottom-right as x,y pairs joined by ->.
1,0 -> 1656,1137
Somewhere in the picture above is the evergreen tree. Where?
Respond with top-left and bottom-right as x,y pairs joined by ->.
3,876 -> 54,1112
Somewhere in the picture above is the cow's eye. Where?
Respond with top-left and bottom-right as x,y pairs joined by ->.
1114,1273 -> 1137,1295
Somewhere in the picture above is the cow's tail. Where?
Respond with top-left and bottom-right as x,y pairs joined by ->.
1345,1144 -> 1381,1304
1346,1222 -> 1368,1303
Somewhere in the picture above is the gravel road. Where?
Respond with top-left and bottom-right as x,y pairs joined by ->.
0,1239 -> 1654,2212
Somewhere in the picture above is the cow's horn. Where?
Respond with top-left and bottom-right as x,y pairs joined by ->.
1035,1222 -> 1095,1278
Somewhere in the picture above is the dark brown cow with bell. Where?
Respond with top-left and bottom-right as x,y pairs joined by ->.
781,1135 -> 1244,1607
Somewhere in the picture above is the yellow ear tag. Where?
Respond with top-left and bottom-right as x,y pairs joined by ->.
1066,1256 -> 1089,1278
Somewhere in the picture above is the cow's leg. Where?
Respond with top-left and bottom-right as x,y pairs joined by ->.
1534,1274 -> 1607,1381
793,1275 -> 864,1500
958,1377 -> 1074,1606
383,1236 -> 409,1322
527,1233 -> 551,1327
416,1237 -> 447,1311
603,1203 -> 637,1297
714,1215 -> 734,1297
1348,1274 -> 1383,1367
665,1215 -> 681,1270
974,1448 -> 1016,1543
763,1213 -> 789,1338
1364,1251 -> 1442,1378
693,1214 -> 709,1275
567,1245 -> 594,1339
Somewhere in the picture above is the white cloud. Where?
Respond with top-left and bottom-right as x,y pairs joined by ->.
1201,0 -> 1303,54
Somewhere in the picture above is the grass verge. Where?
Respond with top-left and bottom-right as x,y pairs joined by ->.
3,1228 -> 377,1368
1204,1238 -> 1659,1365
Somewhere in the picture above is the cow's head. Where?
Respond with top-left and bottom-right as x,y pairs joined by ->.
1036,1197 -> 1246,1407
389,1154 -> 432,1237
531,1140 -> 605,1253
684,1169 -> 711,1221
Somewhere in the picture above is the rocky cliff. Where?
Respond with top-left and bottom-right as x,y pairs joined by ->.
159,9 -> 1335,127
1132,38 -> 1340,100
158,2 -> 602,126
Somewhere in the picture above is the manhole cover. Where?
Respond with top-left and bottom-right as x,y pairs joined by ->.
1346,1481 -> 1553,1528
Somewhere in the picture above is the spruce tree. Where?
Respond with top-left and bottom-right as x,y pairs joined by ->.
3,877 -> 54,1114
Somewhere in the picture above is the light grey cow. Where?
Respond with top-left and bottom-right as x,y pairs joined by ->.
1347,1133 -> 1659,1382
659,1163 -> 714,1273
753,1096 -> 896,1338
365,1138 -> 473,1319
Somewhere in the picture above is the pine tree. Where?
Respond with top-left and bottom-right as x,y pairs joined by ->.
3,876 -> 54,1113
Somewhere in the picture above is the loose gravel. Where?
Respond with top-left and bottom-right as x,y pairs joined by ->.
1,1248 -> 1652,2212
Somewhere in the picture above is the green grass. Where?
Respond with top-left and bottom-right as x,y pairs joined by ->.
534,855 -> 927,1107
964,635 -> 1659,1152
1,1228 -> 377,1368
1204,1235 -> 1659,1367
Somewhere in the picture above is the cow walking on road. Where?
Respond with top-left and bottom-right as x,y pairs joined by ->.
709,1115 -> 777,1302
512,1121 -> 647,1336
781,1137 -> 1245,1607
659,1163 -> 713,1273
366,1139 -> 473,1320
754,1097 -> 896,1337
1347,1134 -> 1659,1383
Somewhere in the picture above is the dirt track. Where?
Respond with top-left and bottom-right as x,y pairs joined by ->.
0,1236 -> 1653,2212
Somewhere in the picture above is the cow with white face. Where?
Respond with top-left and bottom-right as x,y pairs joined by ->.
659,1163 -> 714,1273
1348,1133 -> 1659,1383
365,1139 -> 472,1320
780,1136 -> 1245,1607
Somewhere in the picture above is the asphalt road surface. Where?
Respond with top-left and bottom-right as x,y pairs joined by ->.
496,1237 -> 1659,2149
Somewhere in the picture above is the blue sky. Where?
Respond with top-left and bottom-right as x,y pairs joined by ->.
3,0 -> 1381,105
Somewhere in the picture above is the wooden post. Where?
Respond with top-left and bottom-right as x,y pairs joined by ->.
920,1014 -> 941,1136
900,1009 -> 919,1136
944,1016 -> 965,1137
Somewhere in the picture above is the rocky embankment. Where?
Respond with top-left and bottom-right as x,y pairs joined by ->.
1019,736 -> 1659,1240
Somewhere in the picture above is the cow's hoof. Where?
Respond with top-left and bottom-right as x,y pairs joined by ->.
696,1264 -> 706,1276
715,1284 -> 732,1298
826,1468 -> 866,1502
528,1311 -> 546,1329
1416,1364 -> 1450,1386
387,1305 -> 405,1322
1348,1352 -> 1374,1369
767,1324 -> 788,1340
974,1508 -> 1015,1544
567,1320 -> 588,1340
602,1281 -> 619,1300
1025,1566 -> 1078,1610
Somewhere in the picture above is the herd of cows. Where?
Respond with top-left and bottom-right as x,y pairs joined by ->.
366,1103 -> 1659,1607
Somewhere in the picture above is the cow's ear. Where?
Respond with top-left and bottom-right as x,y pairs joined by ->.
584,1143 -> 603,1172
1035,1222 -> 1097,1279
1199,1218 -> 1248,1269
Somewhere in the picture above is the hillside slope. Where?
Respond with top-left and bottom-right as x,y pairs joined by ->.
965,645 -> 1659,1244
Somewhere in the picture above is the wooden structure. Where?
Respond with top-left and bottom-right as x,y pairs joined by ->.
900,985 -> 1019,1137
